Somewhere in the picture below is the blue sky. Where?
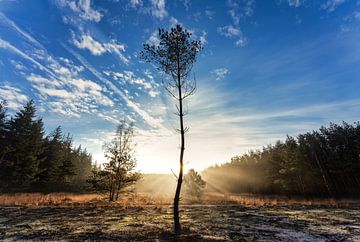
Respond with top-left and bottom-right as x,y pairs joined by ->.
0,0 -> 359,173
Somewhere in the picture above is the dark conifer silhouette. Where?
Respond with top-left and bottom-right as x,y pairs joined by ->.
203,122 -> 360,198
0,100 -> 92,192
140,24 -> 202,235
6,100 -> 45,191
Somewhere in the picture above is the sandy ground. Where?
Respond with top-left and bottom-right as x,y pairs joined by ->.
0,201 -> 360,241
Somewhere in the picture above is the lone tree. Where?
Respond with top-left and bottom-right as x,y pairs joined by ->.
184,169 -> 206,201
140,25 -> 202,234
88,121 -> 140,201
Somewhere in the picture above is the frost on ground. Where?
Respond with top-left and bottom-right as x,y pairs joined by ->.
0,201 -> 359,241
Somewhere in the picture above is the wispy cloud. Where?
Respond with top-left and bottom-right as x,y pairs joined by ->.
217,25 -> 247,46
205,10 -> 215,19
72,33 -> 105,55
217,25 -> 240,37
0,38 -> 54,77
27,72 -> 114,116
199,31 -> 207,45
55,0 -> 102,22
217,0 -> 254,47
64,45 -> 166,130
211,68 -> 230,81
286,0 -> 303,8
129,0 -> 143,8
146,30 -> 160,46
149,0 -> 167,20
322,0 -> 346,12
0,12 -> 43,48
0,85 -> 28,110
71,33 -> 129,64
180,81 -> 360,170
227,0 -> 254,25
131,0 -> 168,20
0,18 -> 115,118
104,69 -> 159,97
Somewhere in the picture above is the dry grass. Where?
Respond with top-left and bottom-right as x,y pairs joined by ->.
0,193 -> 103,207
223,193 -> 360,208
0,192 -> 174,208
0,192 -> 359,208
115,193 -> 173,208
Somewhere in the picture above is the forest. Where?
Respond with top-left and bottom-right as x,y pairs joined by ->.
1,98 -> 360,198
0,100 -> 93,193
203,121 -> 360,198
1,1 -> 360,239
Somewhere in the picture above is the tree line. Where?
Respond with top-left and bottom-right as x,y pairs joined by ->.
203,122 -> 360,198
0,100 -> 93,193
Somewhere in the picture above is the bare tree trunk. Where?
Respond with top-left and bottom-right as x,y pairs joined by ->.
109,176 -> 115,202
298,175 -> 305,196
174,66 -> 185,236
313,149 -> 333,197
115,180 -> 121,200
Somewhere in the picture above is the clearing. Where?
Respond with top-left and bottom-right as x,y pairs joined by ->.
0,193 -> 359,241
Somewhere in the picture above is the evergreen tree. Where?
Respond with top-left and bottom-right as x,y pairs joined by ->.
71,146 -> 93,191
0,101 -> 11,191
6,100 -> 45,191
203,122 -> 360,198
58,159 -> 75,189
184,169 -> 206,201
141,24 -> 202,235
58,133 -> 76,189
0,99 -> 94,193
36,126 -> 65,191
0,100 -> 9,160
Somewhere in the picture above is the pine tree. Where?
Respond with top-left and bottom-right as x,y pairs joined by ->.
58,133 -> 76,189
0,101 -> 11,191
141,24 -> 202,235
0,100 -> 9,160
36,126 -> 64,191
7,100 -> 45,191
71,146 -> 93,191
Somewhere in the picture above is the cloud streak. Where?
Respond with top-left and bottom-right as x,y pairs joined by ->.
71,33 -> 129,64
0,12 -> 43,48
64,44 -> 167,130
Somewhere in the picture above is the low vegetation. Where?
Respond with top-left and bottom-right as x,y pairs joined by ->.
0,193 -> 359,241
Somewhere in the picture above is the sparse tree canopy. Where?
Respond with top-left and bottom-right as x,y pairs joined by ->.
88,120 -> 140,201
184,169 -> 206,201
140,25 -> 202,101
140,24 -> 202,235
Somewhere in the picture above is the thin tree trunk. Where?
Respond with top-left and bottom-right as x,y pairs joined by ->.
174,61 -> 185,236
109,175 -> 115,201
115,180 -> 121,200
313,148 -> 333,197
298,175 -> 305,196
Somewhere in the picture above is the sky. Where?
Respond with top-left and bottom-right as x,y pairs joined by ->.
0,0 -> 360,173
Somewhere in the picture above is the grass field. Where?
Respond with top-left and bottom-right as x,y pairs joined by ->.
0,193 -> 359,241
